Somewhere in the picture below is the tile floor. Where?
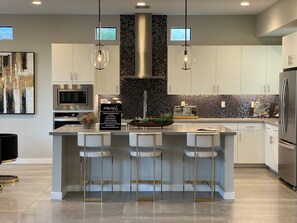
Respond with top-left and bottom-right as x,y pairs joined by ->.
0,165 -> 297,223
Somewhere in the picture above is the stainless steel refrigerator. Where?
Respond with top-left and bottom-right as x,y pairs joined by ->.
279,70 -> 297,190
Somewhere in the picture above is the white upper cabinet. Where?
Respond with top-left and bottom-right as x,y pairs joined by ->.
191,46 -> 216,94
167,46 -> 191,94
216,46 -> 241,94
241,46 -> 281,94
283,31 -> 297,69
96,46 -> 120,95
168,45 -> 281,95
241,46 -> 267,94
267,46 -> 282,94
52,44 -> 95,83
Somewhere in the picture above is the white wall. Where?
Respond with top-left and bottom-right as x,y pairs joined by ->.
0,14 -> 279,163
168,15 -> 281,45
0,15 -> 120,163
257,0 -> 297,37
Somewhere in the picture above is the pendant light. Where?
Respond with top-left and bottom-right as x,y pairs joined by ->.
178,0 -> 194,70
90,0 -> 109,70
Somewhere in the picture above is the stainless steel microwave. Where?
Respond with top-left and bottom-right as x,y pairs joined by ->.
53,84 -> 93,111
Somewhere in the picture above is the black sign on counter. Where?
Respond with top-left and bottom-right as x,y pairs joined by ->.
99,103 -> 122,130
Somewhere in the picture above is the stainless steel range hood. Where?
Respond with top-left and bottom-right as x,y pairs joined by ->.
124,13 -> 164,79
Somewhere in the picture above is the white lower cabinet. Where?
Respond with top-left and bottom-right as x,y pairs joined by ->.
265,124 -> 278,172
237,123 -> 264,164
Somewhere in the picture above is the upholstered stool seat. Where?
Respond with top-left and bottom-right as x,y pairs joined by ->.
129,132 -> 163,201
77,132 -> 113,202
183,132 -> 220,201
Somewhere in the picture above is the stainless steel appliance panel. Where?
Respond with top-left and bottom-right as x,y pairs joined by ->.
53,84 -> 93,111
279,71 -> 297,144
279,139 -> 297,187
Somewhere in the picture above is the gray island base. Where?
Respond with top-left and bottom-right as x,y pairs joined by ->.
49,124 -> 236,200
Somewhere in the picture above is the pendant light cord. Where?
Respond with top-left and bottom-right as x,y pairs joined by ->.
184,0 -> 187,50
98,0 -> 101,50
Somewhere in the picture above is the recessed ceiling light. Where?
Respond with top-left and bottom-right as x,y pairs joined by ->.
240,1 -> 250,6
135,2 -> 150,9
137,2 -> 146,6
32,1 -> 42,5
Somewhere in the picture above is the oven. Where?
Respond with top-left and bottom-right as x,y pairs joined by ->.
53,112 -> 81,129
53,84 -> 93,111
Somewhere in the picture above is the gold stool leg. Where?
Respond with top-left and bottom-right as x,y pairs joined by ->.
101,157 -> 104,202
80,157 -> 83,192
194,147 -> 197,202
136,148 -> 139,201
183,154 -> 185,193
161,153 -> 163,194
153,148 -> 156,201
130,155 -> 132,192
83,156 -> 86,202
112,155 -> 114,194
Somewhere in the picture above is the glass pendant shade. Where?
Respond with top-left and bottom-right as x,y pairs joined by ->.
91,0 -> 109,70
178,45 -> 194,70
90,44 -> 109,70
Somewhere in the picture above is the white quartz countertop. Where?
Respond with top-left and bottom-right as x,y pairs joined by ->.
50,124 -> 236,136
122,118 -> 279,126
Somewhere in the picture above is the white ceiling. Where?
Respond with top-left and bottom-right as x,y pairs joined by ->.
0,0 -> 279,15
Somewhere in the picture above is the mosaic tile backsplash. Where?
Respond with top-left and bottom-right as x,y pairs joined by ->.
98,79 -> 279,119
98,15 -> 279,119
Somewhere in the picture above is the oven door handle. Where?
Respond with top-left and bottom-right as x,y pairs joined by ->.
54,117 -> 79,122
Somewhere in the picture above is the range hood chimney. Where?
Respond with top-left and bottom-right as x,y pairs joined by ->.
124,14 -> 164,79
135,13 -> 152,78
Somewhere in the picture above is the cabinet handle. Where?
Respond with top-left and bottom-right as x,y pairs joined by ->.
239,132 -> 241,141
246,126 -> 256,128
116,85 -> 119,94
217,85 -> 219,93
74,72 -> 77,81
270,136 -> 273,144
70,72 -> 73,81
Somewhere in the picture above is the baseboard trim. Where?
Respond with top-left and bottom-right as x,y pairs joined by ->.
51,191 -> 64,200
56,183 -> 235,200
4,158 -> 52,165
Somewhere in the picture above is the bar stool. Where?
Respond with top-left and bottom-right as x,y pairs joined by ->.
129,132 -> 163,201
77,132 -> 113,202
183,132 -> 220,201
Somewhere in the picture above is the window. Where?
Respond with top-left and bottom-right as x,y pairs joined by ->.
170,28 -> 191,41
95,27 -> 117,41
0,26 -> 13,40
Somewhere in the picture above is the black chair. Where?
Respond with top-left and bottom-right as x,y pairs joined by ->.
0,134 -> 18,190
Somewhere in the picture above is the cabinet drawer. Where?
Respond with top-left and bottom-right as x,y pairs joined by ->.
238,123 -> 262,131
266,124 -> 278,135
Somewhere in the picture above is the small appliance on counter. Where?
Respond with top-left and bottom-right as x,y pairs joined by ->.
173,105 -> 198,119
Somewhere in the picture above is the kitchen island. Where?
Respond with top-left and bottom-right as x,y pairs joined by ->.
49,124 -> 236,200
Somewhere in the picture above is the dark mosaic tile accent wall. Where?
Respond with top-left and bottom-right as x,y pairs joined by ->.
120,15 -> 167,77
98,93 -> 279,119
152,15 -> 167,77
98,15 -> 279,119
120,15 -> 135,77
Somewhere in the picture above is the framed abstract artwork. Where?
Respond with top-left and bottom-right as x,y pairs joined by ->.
0,52 -> 35,114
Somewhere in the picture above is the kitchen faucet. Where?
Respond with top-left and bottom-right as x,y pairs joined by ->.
143,90 -> 147,119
